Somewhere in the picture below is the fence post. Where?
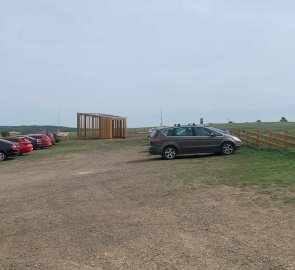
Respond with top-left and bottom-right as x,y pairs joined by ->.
269,129 -> 272,148
284,131 -> 288,151
256,130 -> 260,148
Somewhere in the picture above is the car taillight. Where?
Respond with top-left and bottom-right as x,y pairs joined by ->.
11,144 -> 17,149
150,138 -> 164,142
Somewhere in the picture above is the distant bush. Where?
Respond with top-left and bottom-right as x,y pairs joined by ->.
1,130 -> 10,137
256,120 -> 261,122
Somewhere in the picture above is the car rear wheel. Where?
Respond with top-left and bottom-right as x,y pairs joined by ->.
162,146 -> 177,160
0,151 -> 7,161
221,142 -> 235,155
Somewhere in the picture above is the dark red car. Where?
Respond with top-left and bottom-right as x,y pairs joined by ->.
1,137 -> 33,155
46,132 -> 56,145
27,133 -> 52,148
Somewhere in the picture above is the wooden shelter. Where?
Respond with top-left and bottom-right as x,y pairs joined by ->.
77,113 -> 127,139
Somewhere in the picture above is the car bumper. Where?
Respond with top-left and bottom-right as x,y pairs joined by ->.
6,149 -> 19,157
148,146 -> 161,155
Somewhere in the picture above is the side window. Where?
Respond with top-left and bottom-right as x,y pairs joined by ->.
207,128 -> 222,136
161,128 -> 173,136
173,127 -> 193,136
194,127 -> 212,136
173,128 -> 186,136
201,128 -> 212,136
194,127 -> 203,136
186,127 -> 194,136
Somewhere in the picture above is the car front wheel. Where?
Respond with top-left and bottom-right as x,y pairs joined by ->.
0,151 -> 7,161
162,146 -> 177,160
221,142 -> 235,155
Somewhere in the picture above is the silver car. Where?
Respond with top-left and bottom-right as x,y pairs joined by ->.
148,124 -> 241,160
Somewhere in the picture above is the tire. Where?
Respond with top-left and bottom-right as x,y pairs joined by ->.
221,142 -> 235,155
0,151 -> 7,161
162,146 -> 177,160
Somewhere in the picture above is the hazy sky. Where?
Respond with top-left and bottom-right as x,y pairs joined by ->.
1,0 -> 294,127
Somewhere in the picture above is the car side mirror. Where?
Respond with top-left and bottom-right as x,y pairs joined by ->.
210,133 -> 216,137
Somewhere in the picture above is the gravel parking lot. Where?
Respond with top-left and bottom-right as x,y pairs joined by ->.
0,144 -> 294,270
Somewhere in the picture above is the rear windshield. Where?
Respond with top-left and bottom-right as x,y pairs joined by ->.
31,135 -> 42,139
150,130 -> 159,138
161,128 -> 173,136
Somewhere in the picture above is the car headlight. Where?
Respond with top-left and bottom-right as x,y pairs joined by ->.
231,136 -> 241,143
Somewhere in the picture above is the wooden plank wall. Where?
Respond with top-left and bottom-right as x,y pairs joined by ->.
77,113 -> 127,139
112,119 -> 127,138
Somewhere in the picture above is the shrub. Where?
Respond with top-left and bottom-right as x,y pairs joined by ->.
280,117 -> 288,122
1,130 -> 10,137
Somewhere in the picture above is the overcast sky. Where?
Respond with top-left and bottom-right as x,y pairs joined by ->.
1,0 -> 294,127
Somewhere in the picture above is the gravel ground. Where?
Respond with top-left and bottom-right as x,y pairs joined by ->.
0,145 -> 294,270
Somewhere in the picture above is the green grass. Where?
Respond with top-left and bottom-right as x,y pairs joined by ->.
174,147 -> 295,187
3,136 -> 148,163
212,121 -> 295,135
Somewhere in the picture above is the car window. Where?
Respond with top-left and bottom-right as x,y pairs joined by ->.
161,128 -> 173,136
201,128 -> 212,136
173,127 -> 194,136
150,130 -> 159,138
194,127 -> 212,136
206,128 -> 223,136
186,127 -> 194,136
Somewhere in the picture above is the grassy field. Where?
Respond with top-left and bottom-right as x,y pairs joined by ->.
6,136 -> 147,162
212,121 -> 295,135
127,122 -> 295,135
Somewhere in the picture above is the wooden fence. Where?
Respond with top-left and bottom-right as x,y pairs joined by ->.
231,130 -> 295,151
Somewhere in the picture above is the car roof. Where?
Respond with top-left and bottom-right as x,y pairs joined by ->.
155,124 -> 209,130
0,139 -> 14,144
18,135 -> 36,139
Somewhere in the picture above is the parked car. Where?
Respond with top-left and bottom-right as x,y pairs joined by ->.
53,133 -> 61,143
18,135 -> 42,150
0,139 -> 19,161
1,137 -> 33,155
26,133 -> 52,148
149,124 -> 241,160
46,132 -> 56,145
148,128 -> 156,138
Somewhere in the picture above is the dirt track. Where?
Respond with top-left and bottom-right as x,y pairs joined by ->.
0,145 -> 294,270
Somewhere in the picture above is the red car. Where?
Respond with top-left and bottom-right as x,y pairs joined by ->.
1,137 -> 33,155
27,133 -> 52,148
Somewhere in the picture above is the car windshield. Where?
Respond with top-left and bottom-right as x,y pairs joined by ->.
207,127 -> 226,136
31,136 -> 42,139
